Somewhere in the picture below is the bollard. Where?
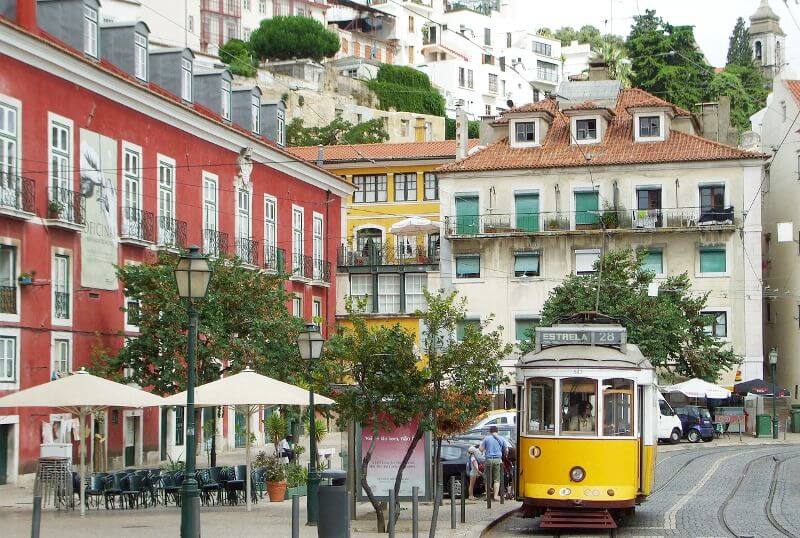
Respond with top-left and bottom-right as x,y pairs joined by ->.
412,486 -> 419,538
388,488 -> 396,538
31,495 -> 42,538
485,461 -> 492,509
460,471 -> 466,524
450,476 -> 456,529
291,494 -> 299,538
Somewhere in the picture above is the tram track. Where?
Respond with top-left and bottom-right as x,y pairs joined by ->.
651,446 -> 743,496
717,448 -> 800,538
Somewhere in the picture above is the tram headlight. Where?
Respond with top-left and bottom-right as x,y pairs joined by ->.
569,466 -> 586,482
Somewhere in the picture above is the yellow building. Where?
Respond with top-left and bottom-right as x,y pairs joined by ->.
287,140 -> 477,340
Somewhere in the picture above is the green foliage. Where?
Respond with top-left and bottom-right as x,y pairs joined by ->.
553,25 -> 624,50
536,248 -> 739,381
626,10 -> 713,112
249,16 -> 339,62
219,39 -> 257,77
285,463 -> 308,487
303,416 -> 327,446
709,66 -> 767,131
366,65 -> 445,117
160,454 -> 185,472
91,253 -> 305,395
262,454 -> 286,482
286,117 -> 388,147
726,17 -> 753,67
445,118 -> 480,140
264,412 -> 286,456
597,41 -> 632,87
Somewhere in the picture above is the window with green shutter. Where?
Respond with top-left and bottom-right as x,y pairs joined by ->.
455,195 -> 479,235
455,255 -> 480,278
641,249 -> 663,274
575,191 -> 599,226
515,193 -> 539,231
514,252 -> 540,277
699,247 -> 726,273
456,319 -> 480,341
515,317 -> 539,342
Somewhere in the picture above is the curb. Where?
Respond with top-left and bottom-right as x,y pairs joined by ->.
476,506 -> 520,537
658,439 -> 800,454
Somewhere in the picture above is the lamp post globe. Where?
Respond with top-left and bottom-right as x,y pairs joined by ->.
297,323 -> 324,525
174,246 -> 212,538
768,348 -> 779,439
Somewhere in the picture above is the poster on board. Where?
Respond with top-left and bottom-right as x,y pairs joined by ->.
356,417 -> 430,500
79,129 -> 119,290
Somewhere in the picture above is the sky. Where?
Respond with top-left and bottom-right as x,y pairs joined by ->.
513,0 -> 800,71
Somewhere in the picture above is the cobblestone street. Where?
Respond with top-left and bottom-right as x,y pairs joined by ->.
486,442 -> 800,537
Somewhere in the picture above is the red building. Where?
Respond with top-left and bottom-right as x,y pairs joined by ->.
0,0 -> 351,483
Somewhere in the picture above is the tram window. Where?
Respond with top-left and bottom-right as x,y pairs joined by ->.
602,378 -> 634,436
526,378 -> 555,435
561,377 -> 597,435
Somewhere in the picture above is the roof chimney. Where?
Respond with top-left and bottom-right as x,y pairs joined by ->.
316,144 -> 324,167
455,106 -> 469,160
14,0 -> 37,32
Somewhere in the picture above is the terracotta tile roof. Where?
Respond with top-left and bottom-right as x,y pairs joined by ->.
439,88 -> 766,174
286,139 -> 481,163
621,88 -> 692,116
786,80 -> 800,105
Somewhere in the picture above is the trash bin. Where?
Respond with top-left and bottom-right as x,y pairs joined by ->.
756,414 -> 773,438
318,470 -> 349,538
792,409 -> 800,434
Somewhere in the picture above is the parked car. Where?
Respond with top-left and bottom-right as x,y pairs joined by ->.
440,440 -> 484,497
674,405 -> 715,442
464,424 -> 517,445
472,409 -> 516,429
658,393 -> 683,444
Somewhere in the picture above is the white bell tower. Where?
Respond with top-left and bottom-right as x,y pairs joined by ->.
749,0 -> 786,84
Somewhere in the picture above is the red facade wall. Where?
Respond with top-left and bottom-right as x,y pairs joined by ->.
0,50 -> 341,475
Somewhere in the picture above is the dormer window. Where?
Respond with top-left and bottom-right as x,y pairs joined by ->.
515,122 -> 535,143
575,118 -> 597,141
221,79 -> 231,121
83,7 -> 99,58
251,95 -> 260,135
639,115 -> 661,138
134,33 -> 148,82
181,59 -> 193,102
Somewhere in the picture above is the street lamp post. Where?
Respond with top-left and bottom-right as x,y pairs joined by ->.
769,348 -> 779,440
174,246 -> 213,538
297,323 -> 324,525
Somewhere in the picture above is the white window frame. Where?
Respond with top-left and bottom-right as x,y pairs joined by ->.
454,254 -> 482,282
312,297 -> 322,321
404,273 -> 427,313
513,314 -> 540,343
488,73 -> 498,94
633,111 -> 666,142
236,184 -> 253,262
640,246 -> 665,277
84,6 -> 99,58
121,142 -> 143,238
0,95 -> 20,191
349,274 -> 373,312
575,249 -> 601,275
221,79 -> 232,121
52,249 -> 72,326
123,260 -> 142,332
134,33 -> 148,81
251,95 -> 261,134
700,308 -> 731,341
51,332 -> 72,379
48,113 -> 73,207
571,115 -> 601,144
277,109 -> 285,146
696,244 -> 729,278
0,239 -> 20,323
157,155 -> 176,246
264,195 -> 277,269
292,205 -> 304,276
312,212 -> 324,280
181,58 -> 193,102
202,172 -> 219,255
509,118 -> 540,148
0,328 -> 19,389
377,274 -> 401,314
292,294 -> 302,318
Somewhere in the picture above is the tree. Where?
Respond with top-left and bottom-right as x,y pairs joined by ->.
445,117 -> 480,140
597,41 -> 632,87
249,16 -> 339,62
530,248 -> 738,381
626,10 -> 713,112
726,17 -> 753,67
324,300 -> 425,532
286,116 -> 388,147
553,25 -> 624,50
219,38 -> 257,77
366,65 -> 446,117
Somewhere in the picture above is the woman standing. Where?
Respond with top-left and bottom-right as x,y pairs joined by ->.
466,446 -> 481,500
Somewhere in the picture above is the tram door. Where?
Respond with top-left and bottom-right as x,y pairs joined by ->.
637,385 -> 645,493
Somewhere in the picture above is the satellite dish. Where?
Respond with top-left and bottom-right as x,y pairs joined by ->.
506,99 -> 514,108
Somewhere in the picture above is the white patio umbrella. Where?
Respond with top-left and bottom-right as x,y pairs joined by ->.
389,216 -> 440,236
0,369 -> 165,516
662,378 -> 731,399
162,368 -> 335,512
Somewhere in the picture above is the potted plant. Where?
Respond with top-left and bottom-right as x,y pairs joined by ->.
284,463 -> 308,499
264,454 -> 287,502
264,412 -> 286,457
18,271 -> 35,286
47,200 -> 65,219
600,203 -> 619,229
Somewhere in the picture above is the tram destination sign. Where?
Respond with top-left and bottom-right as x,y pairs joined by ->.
537,326 -> 624,348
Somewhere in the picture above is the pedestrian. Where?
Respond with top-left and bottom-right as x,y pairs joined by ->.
465,446 -> 481,500
279,434 -> 295,463
479,425 -> 508,501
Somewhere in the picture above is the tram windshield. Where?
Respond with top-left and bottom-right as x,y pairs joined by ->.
526,378 -> 555,435
561,378 -> 597,435
602,378 -> 634,436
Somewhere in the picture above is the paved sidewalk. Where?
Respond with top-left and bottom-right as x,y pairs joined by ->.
658,430 -> 800,453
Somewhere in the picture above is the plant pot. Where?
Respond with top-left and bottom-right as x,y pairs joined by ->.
284,485 -> 307,499
267,480 -> 287,502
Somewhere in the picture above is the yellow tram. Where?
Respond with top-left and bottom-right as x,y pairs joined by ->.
515,317 -> 657,529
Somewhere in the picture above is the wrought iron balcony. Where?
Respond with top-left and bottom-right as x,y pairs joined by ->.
54,291 -> 70,319
313,258 -> 332,283
120,207 -> 155,244
203,228 -> 229,257
338,241 -> 440,267
263,245 -> 286,273
47,187 -> 85,227
0,175 -> 35,217
444,207 -> 741,238
0,285 -> 16,314
235,237 -> 260,266
291,253 -> 314,281
157,216 -> 187,249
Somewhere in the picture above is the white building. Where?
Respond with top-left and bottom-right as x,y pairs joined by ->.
437,81 -> 766,387
748,0 -> 786,85
561,40 -> 592,81
753,74 -> 800,401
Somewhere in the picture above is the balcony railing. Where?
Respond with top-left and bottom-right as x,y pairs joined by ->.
120,207 -> 155,243
0,285 -> 16,314
444,207 -> 740,238
536,68 -> 558,82
0,175 -> 35,215
157,216 -> 187,249
203,228 -> 229,257
48,187 -> 85,225
313,258 -> 331,283
235,237 -> 260,266
291,253 -> 331,283
338,241 -> 441,267
54,291 -> 70,319
263,245 -> 286,273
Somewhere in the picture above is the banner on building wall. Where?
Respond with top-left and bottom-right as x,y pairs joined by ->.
79,129 -> 119,290
356,416 -> 431,501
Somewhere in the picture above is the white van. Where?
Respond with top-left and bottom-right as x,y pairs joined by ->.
658,392 -> 683,444
473,410 -> 517,429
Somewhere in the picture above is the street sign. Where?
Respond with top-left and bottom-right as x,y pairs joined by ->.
538,328 -> 623,346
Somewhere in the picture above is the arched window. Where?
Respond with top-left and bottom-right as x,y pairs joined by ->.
355,227 -> 382,252
754,41 -> 762,62
776,41 -> 782,67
